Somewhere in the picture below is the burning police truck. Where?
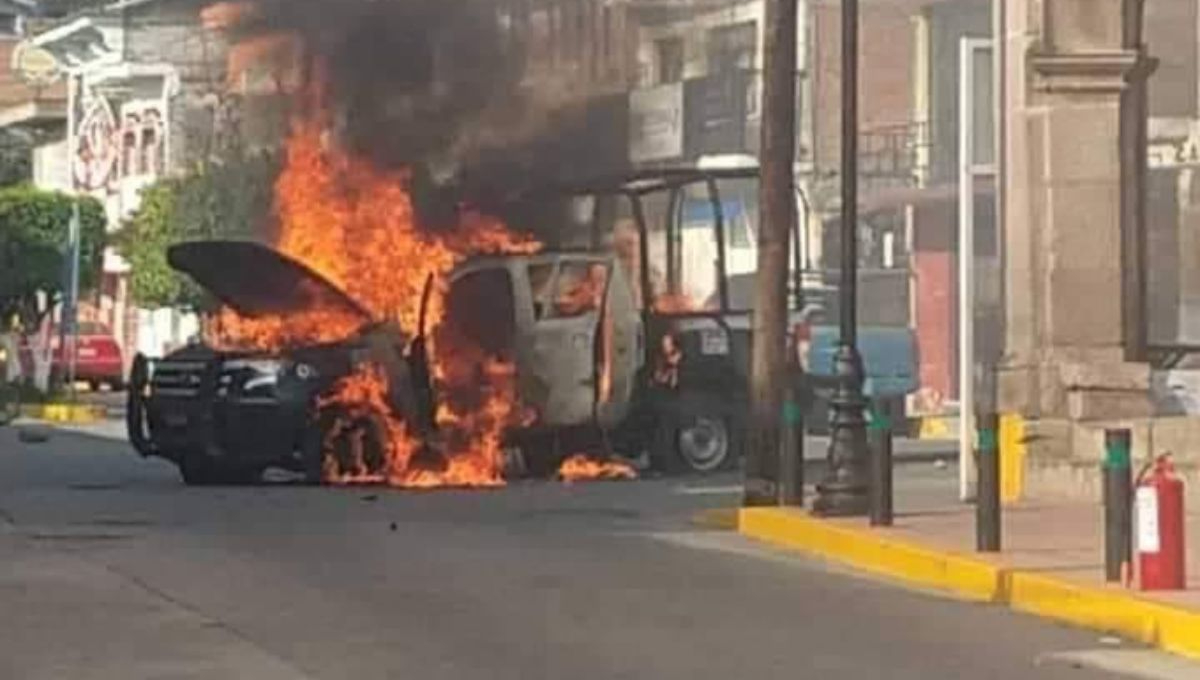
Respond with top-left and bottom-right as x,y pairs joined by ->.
127,240 -> 657,486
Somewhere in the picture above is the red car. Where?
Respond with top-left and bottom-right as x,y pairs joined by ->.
17,322 -> 126,390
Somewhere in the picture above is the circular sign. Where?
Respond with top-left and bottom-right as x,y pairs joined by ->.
11,42 -> 61,87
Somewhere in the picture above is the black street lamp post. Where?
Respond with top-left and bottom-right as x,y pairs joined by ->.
813,0 -> 870,517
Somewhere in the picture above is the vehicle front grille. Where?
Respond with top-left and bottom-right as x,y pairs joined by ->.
150,360 -> 210,398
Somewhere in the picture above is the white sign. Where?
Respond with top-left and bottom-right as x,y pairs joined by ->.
1136,486 -> 1161,554
1150,135 -> 1200,169
629,83 -> 683,164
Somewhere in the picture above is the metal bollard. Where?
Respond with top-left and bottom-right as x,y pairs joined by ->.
1103,429 -> 1133,583
868,413 -> 893,526
779,381 -> 805,507
976,413 -> 1001,552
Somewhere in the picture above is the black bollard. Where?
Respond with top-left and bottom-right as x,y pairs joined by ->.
1103,429 -> 1133,583
868,413 -> 893,526
779,380 -> 805,507
976,413 -> 1001,552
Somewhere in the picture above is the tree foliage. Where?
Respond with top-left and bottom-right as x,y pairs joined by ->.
0,186 -> 106,332
116,149 -> 280,310
0,130 -> 32,188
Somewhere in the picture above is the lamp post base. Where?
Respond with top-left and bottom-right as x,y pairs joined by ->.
813,343 -> 870,517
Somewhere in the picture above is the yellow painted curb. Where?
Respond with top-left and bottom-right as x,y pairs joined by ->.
738,508 -> 1200,661
739,508 -> 1001,602
23,403 -> 105,424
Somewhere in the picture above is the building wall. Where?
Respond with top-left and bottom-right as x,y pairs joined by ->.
122,0 -> 230,174
925,0 -> 991,186
1146,0 -> 1198,120
811,0 -> 926,175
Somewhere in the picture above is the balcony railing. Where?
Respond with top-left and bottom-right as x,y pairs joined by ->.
859,121 -> 930,183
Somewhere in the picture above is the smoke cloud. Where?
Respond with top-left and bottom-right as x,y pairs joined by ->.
235,0 -> 525,174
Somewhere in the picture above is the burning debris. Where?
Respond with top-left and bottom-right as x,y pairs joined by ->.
557,455 -> 639,484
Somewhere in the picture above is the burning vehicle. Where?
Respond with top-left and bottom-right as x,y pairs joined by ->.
127,240 -> 437,485
127,239 -> 650,485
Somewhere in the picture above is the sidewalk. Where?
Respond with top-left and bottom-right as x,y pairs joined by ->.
740,486 -> 1200,660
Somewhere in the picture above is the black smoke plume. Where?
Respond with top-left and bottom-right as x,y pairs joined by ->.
234,0 -> 524,175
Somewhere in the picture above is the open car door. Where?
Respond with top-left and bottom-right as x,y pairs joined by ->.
595,256 -> 642,428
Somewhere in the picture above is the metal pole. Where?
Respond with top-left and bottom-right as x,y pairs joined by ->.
814,0 -> 870,517
958,37 -> 978,502
1104,428 -> 1133,583
66,202 -> 81,403
744,0 -> 797,507
868,413 -> 893,526
976,412 -> 1001,551
780,333 -> 806,507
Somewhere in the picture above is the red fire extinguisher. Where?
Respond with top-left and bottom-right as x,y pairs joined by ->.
1135,454 -> 1187,591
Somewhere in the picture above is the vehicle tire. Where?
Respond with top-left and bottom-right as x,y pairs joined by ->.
321,407 -> 391,481
653,395 -> 742,474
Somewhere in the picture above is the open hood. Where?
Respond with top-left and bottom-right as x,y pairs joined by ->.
168,240 -> 372,323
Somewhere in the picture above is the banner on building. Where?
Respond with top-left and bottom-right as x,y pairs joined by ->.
629,83 -> 683,164
684,70 -> 750,158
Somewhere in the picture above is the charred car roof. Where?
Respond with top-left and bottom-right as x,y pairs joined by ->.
168,240 -> 373,323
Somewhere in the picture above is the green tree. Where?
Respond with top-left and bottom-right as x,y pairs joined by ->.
116,149 -> 279,310
0,130 -> 32,187
0,186 -> 105,333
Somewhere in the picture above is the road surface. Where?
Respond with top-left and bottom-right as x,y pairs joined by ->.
0,425 -> 1187,679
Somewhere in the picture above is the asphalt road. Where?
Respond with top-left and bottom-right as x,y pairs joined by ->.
0,426 -> 1183,679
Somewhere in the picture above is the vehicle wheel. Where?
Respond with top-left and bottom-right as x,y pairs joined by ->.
321,408 -> 391,481
653,395 -> 742,474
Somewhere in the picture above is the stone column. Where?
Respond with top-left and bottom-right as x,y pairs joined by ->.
999,0 -> 1155,488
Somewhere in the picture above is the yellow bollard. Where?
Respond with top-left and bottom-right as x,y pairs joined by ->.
999,414 -> 1026,505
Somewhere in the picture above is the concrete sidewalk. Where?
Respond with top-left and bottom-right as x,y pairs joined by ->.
741,494 -> 1200,660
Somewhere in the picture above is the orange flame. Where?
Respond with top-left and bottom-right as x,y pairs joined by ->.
213,93 -> 538,487
558,454 -> 638,483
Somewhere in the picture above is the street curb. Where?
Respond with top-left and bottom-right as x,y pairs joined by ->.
19,403 -> 106,424
739,508 -> 1000,601
738,508 -> 1200,661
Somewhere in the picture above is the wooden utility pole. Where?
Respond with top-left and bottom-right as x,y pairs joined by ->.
744,0 -> 797,507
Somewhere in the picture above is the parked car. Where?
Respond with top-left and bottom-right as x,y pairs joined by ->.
17,322 -> 126,391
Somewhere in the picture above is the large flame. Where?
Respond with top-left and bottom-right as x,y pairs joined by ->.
206,3 -> 639,488
216,109 -> 537,488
